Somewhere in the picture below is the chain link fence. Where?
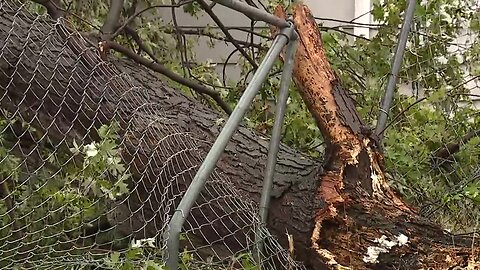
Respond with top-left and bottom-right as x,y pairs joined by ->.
0,1 -> 303,269
1,0 -> 479,269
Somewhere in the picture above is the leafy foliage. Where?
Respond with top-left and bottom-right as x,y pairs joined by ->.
0,116 -> 131,268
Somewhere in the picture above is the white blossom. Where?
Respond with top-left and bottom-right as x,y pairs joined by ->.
84,143 -> 98,157
143,237 -> 156,248
131,237 -> 156,248
131,239 -> 142,248
436,56 -> 448,65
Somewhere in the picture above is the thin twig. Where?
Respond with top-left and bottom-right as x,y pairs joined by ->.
249,20 -> 255,61
122,25 -> 160,62
227,27 -> 272,40
378,97 -> 427,136
379,85 -> 480,136
315,16 -> 385,28
321,26 -> 370,41
222,47 -> 241,87
327,37 -> 367,90
171,0 -> 188,76
168,28 -> 266,49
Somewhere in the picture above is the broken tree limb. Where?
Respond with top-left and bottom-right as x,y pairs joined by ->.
434,129 -> 480,164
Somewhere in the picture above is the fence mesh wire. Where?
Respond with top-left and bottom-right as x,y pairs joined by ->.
0,2 -> 303,269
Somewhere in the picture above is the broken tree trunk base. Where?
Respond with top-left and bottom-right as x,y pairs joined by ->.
309,195 -> 479,269
268,160 -> 480,269
270,4 -> 479,269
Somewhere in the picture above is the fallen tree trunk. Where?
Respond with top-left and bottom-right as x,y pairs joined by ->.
0,2 -> 478,270
0,1 -> 317,266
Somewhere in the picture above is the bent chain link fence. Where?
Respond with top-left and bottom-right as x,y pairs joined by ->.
0,1 -> 303,269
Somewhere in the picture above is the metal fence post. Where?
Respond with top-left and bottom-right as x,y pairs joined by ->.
166,23 -> 295,270
375,0 -> 416,139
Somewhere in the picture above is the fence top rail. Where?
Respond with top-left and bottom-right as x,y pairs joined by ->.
212,0 -> 290,28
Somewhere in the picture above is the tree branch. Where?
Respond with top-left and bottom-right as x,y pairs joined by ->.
122,25 -> 161,63
114,22 -> 241,114
101,0 -> 124,40
315,16 -> 385,28
434,129 -> 480,161
378,97 -> 427,136
225,27 -> 272,40
30,0 -> 65,19
170,1 -> 188,76
104,41 -> 233,115
169,28 -> 266,50
321,26 -> 370,41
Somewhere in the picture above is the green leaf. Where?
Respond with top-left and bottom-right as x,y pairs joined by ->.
110,251 -> 120,264
121,262 -> 135,270
126,247 -> 142,260
116,178 -> 130,196
145,261 -> 166,270
427,87 -> 447,103
465,184 -> 480,199
182,2 -> 202,17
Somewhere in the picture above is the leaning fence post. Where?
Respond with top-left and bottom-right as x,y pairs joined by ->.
256,33 -> 298,263
166,23 -> 295,270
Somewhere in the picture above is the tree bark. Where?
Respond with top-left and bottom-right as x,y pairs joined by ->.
0,2 -> 478,270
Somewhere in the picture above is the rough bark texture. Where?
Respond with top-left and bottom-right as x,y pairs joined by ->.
0,2 -> 478,270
